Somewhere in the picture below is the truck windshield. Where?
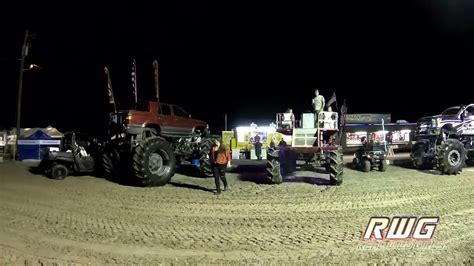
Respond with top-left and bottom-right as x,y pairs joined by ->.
441,107 -> 460,115
160,104 -> 171,115
136,102 -> 149,111
173,106 -> 189,117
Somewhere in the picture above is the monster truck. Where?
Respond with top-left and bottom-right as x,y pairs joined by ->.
411,104 -> 474,174
103,101 -> 216,186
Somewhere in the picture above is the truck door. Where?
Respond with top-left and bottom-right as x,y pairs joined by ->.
465,105 -> 474,134
158,104 -> 174,135
171,105 -> 194,135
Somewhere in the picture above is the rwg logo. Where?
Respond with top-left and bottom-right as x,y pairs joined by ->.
362,216 -> 439,240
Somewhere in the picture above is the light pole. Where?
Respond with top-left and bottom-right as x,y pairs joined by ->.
14,30 -> 34,161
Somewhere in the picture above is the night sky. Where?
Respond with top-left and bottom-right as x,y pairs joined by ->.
1,1 -> 474,137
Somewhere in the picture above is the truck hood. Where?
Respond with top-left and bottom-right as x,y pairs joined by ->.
418,114 -> 459,123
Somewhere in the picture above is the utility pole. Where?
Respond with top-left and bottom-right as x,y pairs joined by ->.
225,113 -> 228,131
14,30 -> 32,160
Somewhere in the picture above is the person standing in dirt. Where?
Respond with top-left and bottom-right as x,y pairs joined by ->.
387,132 -> 395,156
312,89 -> 325,127
210,139 -> 231,195
254,134 -> 262,160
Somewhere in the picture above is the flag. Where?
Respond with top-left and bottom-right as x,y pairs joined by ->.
132,59 -> 137,105
337,99 -> 348,145
340,99 -> 348,128
104,67 -> 115,105
326,92 -> 337,108
341,99 -> 348,114
153,60 -> 159,102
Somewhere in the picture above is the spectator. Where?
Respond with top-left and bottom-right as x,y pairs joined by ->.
254,134 -> 262,160
209,139 -> 231,195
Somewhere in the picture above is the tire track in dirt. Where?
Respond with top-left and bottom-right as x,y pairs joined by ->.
0,184 -> 471,252
0,162 -> 473,264
1,174 -> 471,214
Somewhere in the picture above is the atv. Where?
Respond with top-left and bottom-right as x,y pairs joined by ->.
352,143 -> 387,172
39,132 -> 101,179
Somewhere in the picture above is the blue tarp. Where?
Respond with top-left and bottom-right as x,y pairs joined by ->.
17,129 -> 61,161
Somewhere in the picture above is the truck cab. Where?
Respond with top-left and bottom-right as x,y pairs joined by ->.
416,104 -> 474,136
110,101 -> 209,137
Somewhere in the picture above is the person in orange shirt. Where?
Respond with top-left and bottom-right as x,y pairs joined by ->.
210,139 -> 231,195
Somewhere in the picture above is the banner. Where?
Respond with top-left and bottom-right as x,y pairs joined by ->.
345,113 -> 391,124
326,92 -> 337,108
153,60 -> 159,101
17,140 -> 61,145
132,59 -> 137,106
390,130 -> 411,144
104,67 -> 115,106
346,131 -> 367,147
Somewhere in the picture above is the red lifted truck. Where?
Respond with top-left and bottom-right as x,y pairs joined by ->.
119,101 -> 209,137
103,101 -> 215,186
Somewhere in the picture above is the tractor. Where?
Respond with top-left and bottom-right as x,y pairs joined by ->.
266,105 -> 346,185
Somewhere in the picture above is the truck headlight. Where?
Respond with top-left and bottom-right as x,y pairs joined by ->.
431,118 -> 442,128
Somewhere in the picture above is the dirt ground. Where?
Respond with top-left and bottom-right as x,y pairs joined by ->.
0,158 -> 473,264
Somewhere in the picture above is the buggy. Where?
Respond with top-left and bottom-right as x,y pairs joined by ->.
39,132 -> 101,179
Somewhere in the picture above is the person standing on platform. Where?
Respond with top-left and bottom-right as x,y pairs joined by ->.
312,89 -> 325,128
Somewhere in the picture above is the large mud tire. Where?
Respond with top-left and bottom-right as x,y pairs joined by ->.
51,163 -> 68,180
411,141 -> 432,170
102,147 -> 127,182
328,148 -> 343,185
267,151 -> 283,184
362,159 -> 371,172
379,159 -> 387,172
102,139 -> 131,182
352,158 -> 358,169
133,138 -> 176,186
199,138 -> 214,177
436,139 -> 466,175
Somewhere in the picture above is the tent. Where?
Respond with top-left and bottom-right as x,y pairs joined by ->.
17,127 -> 62,161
